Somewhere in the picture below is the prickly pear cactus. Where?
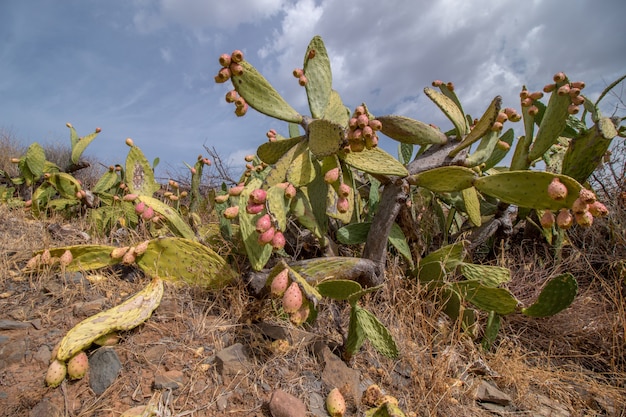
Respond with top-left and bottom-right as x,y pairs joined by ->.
522,273 -> 577,317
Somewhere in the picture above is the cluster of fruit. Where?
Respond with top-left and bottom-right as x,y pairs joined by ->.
215,50 -> 248,116
543,72 -> 586,115
543,178 -> 608,229
25,248 -> 73,269
269,268 -> 311,325
323,167 -> 351,213
292,67 -> 308,86
109,240 -> 150,265
344,105 -> 382,152
129,198 -> 161,224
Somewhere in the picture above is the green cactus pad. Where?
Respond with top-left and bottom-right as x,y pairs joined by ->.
449,96 -> 502,157
57,278 -> 164,361
303,35 -> 332,119
474,171 -> 582,210
337,222 -> 370,244
71,129 -> 100,164
420,241 -> 466,270
303,165 -> 329,233
19,143 -> 46,184
482,311 -> 501,351
528,84 -> 571,161
388,223 -> 414,268
284,262 -> 322,307
287,141 -> 316,186
263,141 -> 301,187
125,146 -> 160,197
410,166 -> 476,192
47,172 -> 82,199
522,273 -> 577,317
377,115 -> 447,145
461,186 -> 481,226
463,129 -> 501,168
453,281 -> 518,315
92,170 -> 120,194
290,189 -> 323,239
417,261 -> 446,283
562,117 -> 618,183
483,128 -> 514,171
267,185 -> 289,231
137,238 -> 236,288
316,279 -> 363,300
137,196 -> 195,240
290,256 -> 368,284
323,90 -> 351,127
340,148 -> 408,177
307,118 -> 345,158
424,87 -> 468,137
238,179 -> 273,270
30,244 -> 119,272
257,136 -> 303,165
461,263 -> 511,287
354,305 -> 399,358
232,61 -> 303,124
345,306 -> 366,358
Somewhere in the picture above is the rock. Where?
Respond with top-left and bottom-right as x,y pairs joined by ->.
153,370 -> 184,390
73,298 -> 107,317
474,380 -> 512,406
530,393 -> 570,417
33,344 -> 52,365
29,397 -> 62,417
215,343 -> 250,378
0,319 -> 31,330
0,338 -> 26,368
268,389 -> 307,417
308,392 -> 327,417
89,347 -> 122,395
314,343 -> 360,405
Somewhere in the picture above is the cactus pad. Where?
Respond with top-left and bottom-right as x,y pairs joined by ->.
449,96 -> 502,157
377,115 -> 447,145
483,128 -> 514,170
424,87 -> 468,137
528,82 -> 571,161
461,186 -> 481,226
410,166 -> 476,192
522,273 -> 577,317
303,36 -> 332,119
286,141 -> 316,186
323,90 -> 351,126
257,136 -> 303,165
137,195 -> 195,240
340,147 -> 408,177
453,281 -> 518,315
239,179 -> 273,270
460,263 -> 511,287
307,118 -> 345,158
353,305 -> 399,358
71,129 -> 101,164
316,279 -> 363,300
125,145 -> 160,197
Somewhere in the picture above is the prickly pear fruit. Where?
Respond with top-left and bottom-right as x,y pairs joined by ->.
578,188 -> 596,204
67,351 -> 89,380
41,249 -> 52,265
25,254 -> 41,269
547,178 -> 568,201
219,53 -> 231,67
214,194 -> 229,204
571,197 -> 588,214
122,247 -> 137,265
223,206 -> 240,219
324,168 -> 340,184
556,209 -> 574,229
246,202 -> 265,215
575,210 -> 593,227
229,184 -> 245,196
134,240 -> 150,256
141,206 -> 155,221
540,211 -> 555,228
337,197 -> 349,213
284,183 -> 296,199
362,384 -> 384,407
46,359 -> 67,388
250,189 -> 267,204
271,231 -> 286,250
588,201 -> 608,217
125,138 -> 134,147
255,214 -> 272,233
270,269 -> 289,297
123,193 -> 139,201
258,227 -> 276,245
230,49 -> 244,63
338,183 -> 351,198
326,388 -> 346,417
59,250 -> 73,268
110,246 -> 130,259
282,282 -> 303,314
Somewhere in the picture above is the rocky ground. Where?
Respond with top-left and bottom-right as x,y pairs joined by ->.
1,206 -> 625,416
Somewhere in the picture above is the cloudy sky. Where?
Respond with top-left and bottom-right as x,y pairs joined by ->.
1,0 -> 625,179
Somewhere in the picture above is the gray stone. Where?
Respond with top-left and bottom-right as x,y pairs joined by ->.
216,343 -> 250,377
72,298 -> 107,317
29,397 -> 62,417
268,389 -> 307,417
315,343 -> 360,405
308,392 -> 327,417
474,380 -> 512,406
154,370 -> 184,390
0,319 -> 31,330
89,347 -> 122,395
33,344 -> 52,365
0,338 -> 26,368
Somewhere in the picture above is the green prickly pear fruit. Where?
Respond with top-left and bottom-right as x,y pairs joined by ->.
282,282 -> 303,314
94,332 -> 119,346
540,211 -> 555,228
588,201 -> 608,217
258,227 -> 276,245
284,183 -> 296,199
338,183 -> 351,198
255,214 -> 272,233
122,247 -> 137,265
229,184 -> 245,196
223,206 -> 239,219
326,388 -> 346,417
556,209 -> 573,229
110,246 -> 129,259
337,197 -> 349,213
246,202 -> 265,215
66,122 -> 73,128
271,269 -> 290,297
46,359 -> 67,388
141,206 -> 155,220
250,189 -> 267,204
578,189 -> 596,204
271,231 -> 286,250
230,49 -> 244,63
59,250 -> 73,268
134,240 -> 150,256
324,168 -> 340,184
214,194 -> 229,204
125,138 -> 134,147
219,53 -> 231,67
67,351 -> 88,380
575,211 -> 593,227
547,178 -> 568,201
571,197 -> 588,214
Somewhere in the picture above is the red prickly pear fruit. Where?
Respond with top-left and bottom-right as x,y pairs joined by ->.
258,227 -> 276,245
529,91 -> 544,101
250,189 -> 267,204
496,140 -> 511,151
337,197 -> 349,213
508,112 -> 522,122
46,359 -> 67,388
266,129 -> 277,139
203,158 -> 211,165
293,68 -> 304,78
282,282 -> 303,314
571,81 -> 585,89
553,72 -> 567,83
432,80 -> 443,87
219,53 -> 231,67
588,201 -> 608,217
521,97 -> 534,107
368,119 -> 383,131
75,190 -> 83,199
446,81 -> 455,91
229,184 -> 245,196
571,95 -> 585,105
491,121 -> 503,132
67,351 -> 89,380
352,128 -> 363,140
338,183 -> 351,198
59,250 -> 73,268
298,75 -> 308,86
190,167 -> 197,175
354,105 -> 365,116
255,214 -> 272,233
215,67 -> 231,83
496,112 -> 508,124
244,154 -> 255,162
578,188 -> 596,204
141,206 -> 155,220
307,49 -> 316,60
271,269 -> 290,297
214,194 -> 229,204
95,127 -> 102,133
556,209 -> 574,229
231,49 -> 244,63
540,211 -> 555,228
324,167 -> 340,184
271,230 -> 286,250
567,104 -> 579,115
572,197 -> 588,214
362,125 -> 374,139
134,201 -> 146,214
225,90 -> 238,103
223,206 -> 240,219
41,249 -> 52,265
326,388 -> 346,417
229,62 -> 244,76
290,302 -> 310,325
110,246 -> 129,259
575,211 -> 594,227
528,105 -> 539,116
557,84 -> 571,96
125,138 -> 134,147
122,247 -> 137,265
246,202 -> 265,215
365,134 -> 378,149
348,117 -> 358,130
519,89 -> 529,99
547,178 -> 568,201
543,83 -> 557,93
357,114 -> 369,129
235,102 -> 248,117
284,183 -> 297,199
568,87 -> 581,97
134,240 -> 150,256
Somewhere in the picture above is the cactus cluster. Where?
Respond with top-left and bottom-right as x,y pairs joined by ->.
543,179 -> 608,229
216,50 -> 248,116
